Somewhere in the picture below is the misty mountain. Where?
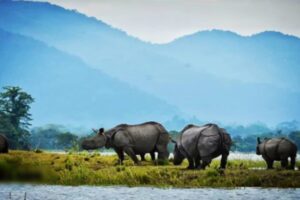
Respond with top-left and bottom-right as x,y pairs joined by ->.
0,28 -> 180,126
0,0 -> 300,125
156,30 -> 300,92
0,0 -> 149,67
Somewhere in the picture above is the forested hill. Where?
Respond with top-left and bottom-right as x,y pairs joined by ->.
0,28 -> 180,126
1,0 -> 300,126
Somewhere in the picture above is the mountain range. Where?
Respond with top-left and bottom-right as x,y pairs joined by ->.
0,28 -> 180,127
0,0 -> 299,128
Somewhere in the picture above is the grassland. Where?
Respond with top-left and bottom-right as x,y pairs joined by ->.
0,151 -> 299,188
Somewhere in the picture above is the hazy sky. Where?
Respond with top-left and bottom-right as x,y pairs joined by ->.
38,0 -> 300,43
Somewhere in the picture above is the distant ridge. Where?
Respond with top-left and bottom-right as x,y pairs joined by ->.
0,0 -> 300,125
0,28 -> 181,126
250,31 -> 300,39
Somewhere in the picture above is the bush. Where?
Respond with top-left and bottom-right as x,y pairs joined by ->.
34,149 -> 43,153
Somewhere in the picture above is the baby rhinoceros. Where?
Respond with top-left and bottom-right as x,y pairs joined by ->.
256,137 -> 297,170
172,123 -> 232,170
0,134 -> 9,153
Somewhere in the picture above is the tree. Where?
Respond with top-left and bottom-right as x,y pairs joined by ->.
30,127 -> 61,150
0,86 -> 34,149
56,132 -> 78,150
0,86 -> 34,128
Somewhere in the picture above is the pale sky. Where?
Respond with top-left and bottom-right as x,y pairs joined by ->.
36,0 -> 300,43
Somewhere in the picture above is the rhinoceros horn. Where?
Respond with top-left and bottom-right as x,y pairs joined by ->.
92,128 -> 105,135
257,137 -> 261,144
92,128 -> 98,133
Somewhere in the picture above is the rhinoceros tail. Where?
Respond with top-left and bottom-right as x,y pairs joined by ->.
218,127 -> 232,153
155,123 -> 169,143
152,123 -> 170,159
291,141 -> 298,157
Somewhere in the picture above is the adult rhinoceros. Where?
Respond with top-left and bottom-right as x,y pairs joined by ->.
81,122 -> 170,164
0,134 -> 9,153
256,137 -> 297,169
172,123 -> 232,169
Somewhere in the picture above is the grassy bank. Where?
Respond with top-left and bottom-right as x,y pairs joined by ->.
0,151 -> 299,188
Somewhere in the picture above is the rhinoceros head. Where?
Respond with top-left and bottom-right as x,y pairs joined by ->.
256,137 -> 261,155
81,128 -> 107,150
172,142 -> 185,165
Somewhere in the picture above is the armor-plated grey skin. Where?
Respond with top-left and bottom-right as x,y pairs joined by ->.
0,134 -> 9,153
82,122 -> 170,164
256,137 -> 297,170
172,123 -> 232,169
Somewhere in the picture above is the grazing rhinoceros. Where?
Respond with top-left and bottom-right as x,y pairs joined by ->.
0,134 -> 9,153
256,137 -> 297,170
172,123 -> 232,169
81,122 -> 170,164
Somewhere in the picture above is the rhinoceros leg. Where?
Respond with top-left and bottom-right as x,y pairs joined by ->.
220,153 -> 229,169
290,156 -> 296,170
201,158 -> 211,169
281,158 -> 288,169
263,155 -> 274,169
194,159 -> 200,169
115,148 -> 125,165
156,145 -> 169,160
195,155 -> 201,169
267,160 -> 274,169
150,151 -> 155,161
124,146 -> 139,164
156,133 -> 169,161
140,153 -> 146,161
187,157 -> 195,169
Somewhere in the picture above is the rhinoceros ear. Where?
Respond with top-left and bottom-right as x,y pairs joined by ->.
92,128 -> 98,133
98,128 -> 104,135
257,137 -> 261,144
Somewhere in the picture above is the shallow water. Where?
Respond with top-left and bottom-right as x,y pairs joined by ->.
0,184 -> 299,200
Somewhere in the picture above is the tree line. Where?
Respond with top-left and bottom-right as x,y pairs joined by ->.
0,86 -> 299,152
0,86 -> 33,149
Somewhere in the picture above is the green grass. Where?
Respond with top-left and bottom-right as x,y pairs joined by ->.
0,151 -> 299,188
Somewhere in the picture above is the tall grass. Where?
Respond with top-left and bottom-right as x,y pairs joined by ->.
0,151 -> 299,187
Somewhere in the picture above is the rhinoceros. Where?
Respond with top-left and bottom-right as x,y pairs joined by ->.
0,134 -> 9,153
256,137 -> 297,169
81,122 -> 170,164
172,123 -> 232,169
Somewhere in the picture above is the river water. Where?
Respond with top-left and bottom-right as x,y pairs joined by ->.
0,184 -> 299,200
